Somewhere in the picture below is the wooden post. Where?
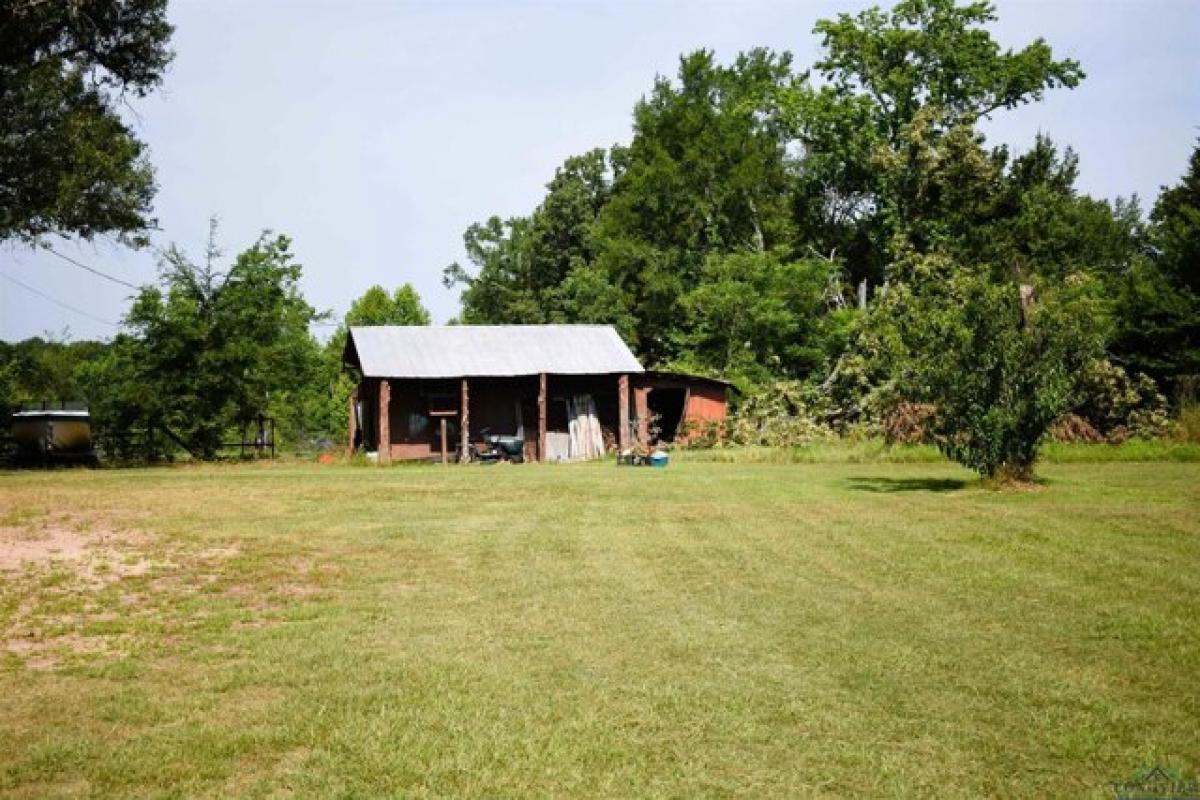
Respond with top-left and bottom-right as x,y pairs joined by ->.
440,418 -> 448,465
347,387 -> 358,457
538,372 -> 547,463
635,386 -> 650,445
460,378 -> 469,463
378,379 -> 391,465
618,374 -> 630,452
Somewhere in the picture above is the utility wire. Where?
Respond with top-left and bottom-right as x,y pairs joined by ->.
0,271 -> 118,328
45,245 -> 141,289
40,247 -> 340,329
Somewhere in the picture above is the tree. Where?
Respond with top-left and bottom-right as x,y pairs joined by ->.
344,283 -> 431,327
786,0 -> 1085,287
315,282 -> 433,449
811,0 -> 1082,145
885,261 -> 1108,481
445,150 -> 623,329
595,49 -> 797,360
1152,141 -> 1200,297
1111,142 -> 1200,391
83,224 -> 325,459
0,0 -> 173,245
675,251 -> 848,386
0,333 -> 110,438
446,51 -> 802,364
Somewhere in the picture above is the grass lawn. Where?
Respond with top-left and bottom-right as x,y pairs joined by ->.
1,457 -> 1197,797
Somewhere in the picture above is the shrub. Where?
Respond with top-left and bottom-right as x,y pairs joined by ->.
678,419 -> 726,449
889,268 -> 1108,482
1070,358 -> 1171,441
728,380 -> 837,446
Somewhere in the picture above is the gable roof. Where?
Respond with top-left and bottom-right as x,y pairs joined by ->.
345,325 -> 644,379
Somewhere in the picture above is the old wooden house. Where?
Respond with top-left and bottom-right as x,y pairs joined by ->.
342,325 -> 727,463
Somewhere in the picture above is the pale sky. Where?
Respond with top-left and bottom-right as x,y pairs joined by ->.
2,0 -> 1197,342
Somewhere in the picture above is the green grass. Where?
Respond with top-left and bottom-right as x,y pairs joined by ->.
678,439 -> 1200,464
1,459 -> 1198,798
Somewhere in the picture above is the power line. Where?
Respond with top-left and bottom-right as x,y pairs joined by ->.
45,245 -> 141,289
0,271 -> 118,328
38,248 -> 339,330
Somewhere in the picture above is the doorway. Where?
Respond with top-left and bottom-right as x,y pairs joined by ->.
647,388 -> 686,443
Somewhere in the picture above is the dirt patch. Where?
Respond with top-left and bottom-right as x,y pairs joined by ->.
0,511 -> 152,575
197,545 -> 241,561
0,525 -> 89,569
3,632 -> 115,670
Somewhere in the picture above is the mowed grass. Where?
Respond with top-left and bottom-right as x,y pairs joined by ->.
0,458 -> 1197,798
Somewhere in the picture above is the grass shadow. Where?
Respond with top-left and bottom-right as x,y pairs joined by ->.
844,476 -> 968,493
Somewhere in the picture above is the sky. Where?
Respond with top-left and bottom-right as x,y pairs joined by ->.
2,0 -> 1197,342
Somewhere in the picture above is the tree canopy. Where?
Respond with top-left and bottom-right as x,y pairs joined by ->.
437,0 -> 1193,478
344,284 -> 432,328
4,0 -> 1193,474
443,0 -> 1111,396
82,224 -> 325,459
0,0 -> 173,245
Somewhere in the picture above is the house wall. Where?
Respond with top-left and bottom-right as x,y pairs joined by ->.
685,383 -> 727,423
631,374 -> 729,445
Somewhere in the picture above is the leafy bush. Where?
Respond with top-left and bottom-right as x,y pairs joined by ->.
728,380 -> 837,447
678,419 -> 726,449
1070,358 -> 1171,441
889,267 -> 1108,482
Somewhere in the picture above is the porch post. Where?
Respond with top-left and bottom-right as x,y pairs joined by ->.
538,372 -> 547,463
460,377 -> 470,463
635,386 -> 651,445
378,378 -> 391,465
618,374 -> 630,452
347,386 -> 358,457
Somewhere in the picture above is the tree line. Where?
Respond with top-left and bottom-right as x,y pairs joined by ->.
440,0 -> 1198,480
2,0 -> 1197,479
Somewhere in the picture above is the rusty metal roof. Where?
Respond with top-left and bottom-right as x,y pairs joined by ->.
346,325 -> 644,378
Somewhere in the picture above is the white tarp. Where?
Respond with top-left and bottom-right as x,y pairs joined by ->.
567,395 -> 605,461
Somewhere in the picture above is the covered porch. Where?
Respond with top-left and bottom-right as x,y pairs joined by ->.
350,372 -> 632,464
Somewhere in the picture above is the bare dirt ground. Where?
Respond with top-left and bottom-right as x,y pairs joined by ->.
0,510 -> 153,579
1,511 -> 161,668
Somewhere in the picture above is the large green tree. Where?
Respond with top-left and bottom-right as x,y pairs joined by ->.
447,51 -> 800,365
344,283 -> 431,327
317,283 -> 434,448
595,49 -> 797,360
1112,142 -> 1200,390
674,251 -> 849,387
811,0 -> 1082,143
0,334 -> 108,416
445,149 -> 631,334
82,226 -> 325,459
884,260 -> 1108,481
789,0 -> 1085,287
0,0 -> 173,245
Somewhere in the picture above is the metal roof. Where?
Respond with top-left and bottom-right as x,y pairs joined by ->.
346,325 -> 645,378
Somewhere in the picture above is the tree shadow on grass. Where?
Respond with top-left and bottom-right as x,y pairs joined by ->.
844,476 -> 968,493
